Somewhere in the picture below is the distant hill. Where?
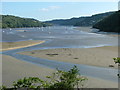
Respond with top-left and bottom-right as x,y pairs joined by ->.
93,11 -> 120,33
45,11 -> 114,26
1,15 -> 51,28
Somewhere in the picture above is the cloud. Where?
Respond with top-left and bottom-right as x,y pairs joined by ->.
40,6 -> 60,12
41,8 -> 49,11
49,6 -> 60,9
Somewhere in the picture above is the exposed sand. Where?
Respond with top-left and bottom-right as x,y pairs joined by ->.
2,54 -> 118,88
74,27 -> 93,33
19,46 -> 118,68
0,40 -> 45,51
106,34 -> 120,37
2,54 -> 55,87
16,30 -> 26,32
85,76 -> 118,88
75,26 -> 119,37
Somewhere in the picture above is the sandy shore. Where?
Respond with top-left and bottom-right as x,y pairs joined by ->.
0,40 -> 45,51
2,54 -> 55,87
75,26 -> 119,37
19,46 -> 118,68
2,54 -> 118,88
74,27 -> 93,33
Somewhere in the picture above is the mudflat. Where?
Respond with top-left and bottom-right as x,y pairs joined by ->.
19,46 -> 118,68
2,54 -> 118,88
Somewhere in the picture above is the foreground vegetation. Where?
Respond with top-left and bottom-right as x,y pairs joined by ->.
1,66 -> 87,89
1,58 -> 119,89
113,57 -> 120,78
1,15 -> 52,28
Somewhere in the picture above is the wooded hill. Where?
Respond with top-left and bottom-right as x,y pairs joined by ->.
45,11 -> 114,26
1,15 -> 51,28
93,10 -> 120,33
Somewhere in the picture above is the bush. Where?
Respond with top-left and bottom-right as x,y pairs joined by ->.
47,65 -> 87,89
2,66 -> 87,89
113,57 -> 120,64
113,57 -> 120,78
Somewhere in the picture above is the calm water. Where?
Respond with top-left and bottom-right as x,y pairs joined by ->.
2,26 -> 118,82
2,26 -> 118,49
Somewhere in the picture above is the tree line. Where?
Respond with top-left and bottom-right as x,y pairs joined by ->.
93,10 -> 120,33
1,15 -> 52,28
45,11 -> 114,27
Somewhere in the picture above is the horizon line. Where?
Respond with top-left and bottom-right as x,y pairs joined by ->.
2,10 -> 117,22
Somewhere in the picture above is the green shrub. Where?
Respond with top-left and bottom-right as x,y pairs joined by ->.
113,57 -> 120,64
113,57 -> 120,78
47,65 -> 87,89
0,85 -> 7,90
2,66 -> 87,89
13,77 -> 45,89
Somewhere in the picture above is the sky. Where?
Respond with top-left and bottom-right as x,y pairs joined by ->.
2,2 -> 118,21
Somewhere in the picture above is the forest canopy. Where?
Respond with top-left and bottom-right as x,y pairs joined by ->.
93,10 -> 120,33
1,15 -> 51,28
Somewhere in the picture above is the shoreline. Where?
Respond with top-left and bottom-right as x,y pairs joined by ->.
2,26 -> 119,88
18,46 -> 118,69
2,54 -> 118,88
0,40 -> 45,51
2,54 -> 55,87
74,26 -> 119,37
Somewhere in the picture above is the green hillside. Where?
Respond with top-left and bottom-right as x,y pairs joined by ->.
1,15 -> 51,28
45,11 -> 114,26
93,11 -> 120,32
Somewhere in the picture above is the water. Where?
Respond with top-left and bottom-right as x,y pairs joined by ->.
1,26 -> 118,82
4,52 -> 118,82
1,26 -> 118,48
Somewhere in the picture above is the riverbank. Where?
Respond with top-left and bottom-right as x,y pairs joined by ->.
2,54 -> 55,87
74,26 -> 93,33
75,26 -> 119,37
18,46 -> 118,69
2,54 -> 118,88
0,40 -> 45,51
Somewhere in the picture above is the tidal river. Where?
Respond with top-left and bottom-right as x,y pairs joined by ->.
1,26 -> 118,82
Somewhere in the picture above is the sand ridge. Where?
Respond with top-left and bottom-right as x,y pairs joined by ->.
0,40 -> 45,51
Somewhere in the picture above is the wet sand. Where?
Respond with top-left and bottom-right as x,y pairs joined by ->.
2,54 -> 118,88
19,46 -> 118,68
74,27 -> 93,33
2,26 -> 119,88
0,40 -> 45,51
75,26 -> 119,37
2,54 -> 55,87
